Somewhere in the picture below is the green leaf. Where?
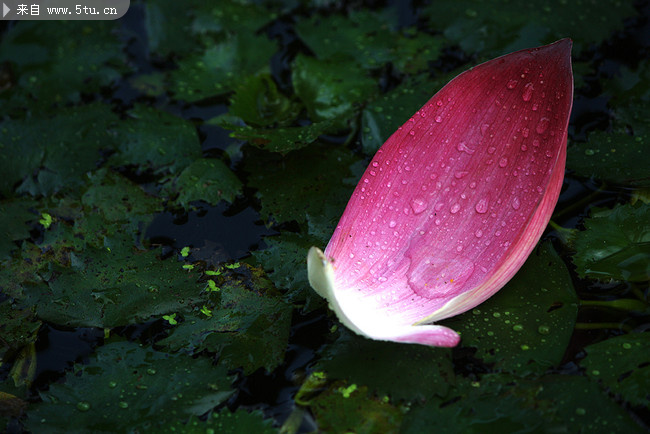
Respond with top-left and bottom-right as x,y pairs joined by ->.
244,144 -> 358,224
217,115 -> 347,154
25,341 -> 234,433
292,54 -> 377,123
573,203 -> 650,282
81,169 -> 162,222
317,328 -> 455,401
421,0 -> 637,56
228,74 -> 300,128
251,232 -> 323,308
444,242 -> 579,374
295,9 -> 443,74
402,374 -> 645,434
0,301 -> 41,361
169,409 -> 276,433
168,33 -> 276,102
163,158 -> 242,208
309,383 -> 403,433
157,265 -> 292,374
0,199 -> 38,259
567,100 -> 650,187
0,103 -> 119,196
20,234 -> 207,328
110,105 -> 200,174
0,21 -> 127,106
582,333 -> 650,407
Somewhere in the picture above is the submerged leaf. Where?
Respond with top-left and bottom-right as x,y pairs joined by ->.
308,40 -> 574,346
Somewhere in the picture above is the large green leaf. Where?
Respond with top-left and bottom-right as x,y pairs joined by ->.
567,100 -> 650,187
573,203 -> 650,282
162,158 -> 242,208
421,0 -> 637,56
157,264 -> 292,374
25,341 -> 234,433
244,144 -> 358,225
20,234 -> 207,328
443,242 -> 579,374
0,199 -> 38,259
292,54 -> 377,123
0,104 -> 119,196
295,9 -> 443,74
110,105 -> 201,174
402,374 -> 645,433
168,33 -> 276,102
317,328 -> 455,401
582,333 -> 650,407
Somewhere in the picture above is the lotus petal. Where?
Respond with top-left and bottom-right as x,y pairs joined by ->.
308,39 -> 574,347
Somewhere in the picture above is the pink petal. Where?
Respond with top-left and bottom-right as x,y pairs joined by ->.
308,39 -> 574,347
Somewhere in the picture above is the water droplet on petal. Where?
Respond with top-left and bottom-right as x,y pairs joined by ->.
522,127 -> 529,138
389,220 -> 397,228
512,197 -> 521,209
487,146 -> 496,154
411,197 -> 427,214
454,171 -> 469,179
536,117 -> 550,134
77,402 -> 91,412
475,229 -> 483,237
435,115 -> 443,123
506,79 -> 518,89
457,141 -> 475,154
475,198 -> 489,214
450,203 -> 461,214
481,123 -> 490,135
522,82 -> 534,101
499,157 -> 508,167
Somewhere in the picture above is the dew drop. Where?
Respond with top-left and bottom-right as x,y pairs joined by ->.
520,144 -> 527,151
118,401 -> 129,409
522,127 -> 529,138
536,117 -> 550,134
506,79 -> 518,89
77,402 -> 91,412
454,171 -> 469,179
499,157 -> 508,167
537,325 -> 550,335
487,146 -> 496,154
457,142 -> 475,154
372,161 -> 379,167
435,115 -> 443,123
512,197 -> 521,210
388,220 -> 397,228
475,198 -> 489,214
522,82 -> 534,101
450,203 -> 461,214
475,229 -> 483,238
481,123 -> 490,135
434,218 -> 441,225
532,103 -> 538,111
435,202 -> 444,211
513,324 -> 524,332
532,138 -> 540,147
411,197 -> 427,214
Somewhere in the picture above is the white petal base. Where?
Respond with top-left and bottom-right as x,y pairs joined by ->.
307,247 -> 460,347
